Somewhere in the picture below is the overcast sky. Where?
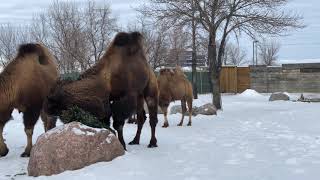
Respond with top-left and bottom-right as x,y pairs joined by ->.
0,0 -> 319,62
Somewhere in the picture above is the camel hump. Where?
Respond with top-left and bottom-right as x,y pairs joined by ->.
113,32 -> 142,46
112,31 -> 143,55
17,43 -> 48,65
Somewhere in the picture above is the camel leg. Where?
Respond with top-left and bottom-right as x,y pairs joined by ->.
0,109 -> 13,157
145,96 -> 158,148
40,110 -> 57,132
129,96 -> 146,145
161,105 -> 169,128
111,93 -> 138,150
113,118 -> 126,150
21,109 -> 40,157
187,97 -> 193,126
178,99 -> 186,126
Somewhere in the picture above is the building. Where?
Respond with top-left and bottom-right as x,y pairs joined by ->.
167,49 -> 207,67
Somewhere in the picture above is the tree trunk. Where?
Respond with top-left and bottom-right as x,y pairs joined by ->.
208,33 -> 222,109
191,13 -> 198,99
212,69 -> 222,110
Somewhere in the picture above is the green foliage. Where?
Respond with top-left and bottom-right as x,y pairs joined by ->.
60,106 -> 109,129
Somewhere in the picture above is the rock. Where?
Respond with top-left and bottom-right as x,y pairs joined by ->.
170,105 -> 182,114
195,103 -> 217,115
298,93 -> 320,102
169,105 -> 198,116
269,92 -> 290,101
28,122 -> 124,177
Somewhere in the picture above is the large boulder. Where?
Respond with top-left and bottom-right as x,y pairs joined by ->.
28,122 -> 125,177
195,103 -> 217,115
269,92 -> 290,101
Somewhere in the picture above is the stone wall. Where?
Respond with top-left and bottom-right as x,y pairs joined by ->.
250,63 -> 320,93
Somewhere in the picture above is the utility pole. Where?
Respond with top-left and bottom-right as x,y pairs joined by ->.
252,40 -> 258,65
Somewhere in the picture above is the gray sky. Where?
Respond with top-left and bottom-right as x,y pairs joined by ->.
0,0 -> 319,62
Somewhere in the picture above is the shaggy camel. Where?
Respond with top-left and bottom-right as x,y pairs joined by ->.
0,43 -> 58,157
45,32 -> 159,150
158,67 -> 193,127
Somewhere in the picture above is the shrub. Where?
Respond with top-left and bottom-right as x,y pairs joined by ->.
60,106 -> 109,129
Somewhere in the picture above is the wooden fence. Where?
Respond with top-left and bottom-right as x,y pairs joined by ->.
220,66 -> 250,93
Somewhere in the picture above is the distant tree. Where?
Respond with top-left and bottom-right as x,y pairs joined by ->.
259,39 -> 280,66
224,43 -> 247,66
167,26 -> 189,66
127,16 -> 170,70
0,24 -> 31,66
30,0 -> 117,73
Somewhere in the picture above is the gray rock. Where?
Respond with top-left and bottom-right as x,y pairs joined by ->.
195,103 -> 217,115
170,105 -> 182,114
269,92 -> 290,101
28,122 -> 124,177
298,93 -> 320,102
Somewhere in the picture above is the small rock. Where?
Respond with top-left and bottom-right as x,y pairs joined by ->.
269,92 -> 290,101
170,105 -> 182,114
28,122 -> 124,177
195,103 -> 217,115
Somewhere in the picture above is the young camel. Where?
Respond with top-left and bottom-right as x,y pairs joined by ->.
157,67 -> 193,127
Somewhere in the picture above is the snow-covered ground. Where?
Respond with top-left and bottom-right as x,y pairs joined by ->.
1,91 -> 320,180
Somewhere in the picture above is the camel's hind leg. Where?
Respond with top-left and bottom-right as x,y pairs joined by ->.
21,108 -> 40,157
40,110 -> 57,132
186,96 -> 193,126
177,99 -> 187,126
145,95 -> 158,148
129,96 -> 146,145
160,105 -> 169,128
0,109 -> 13,157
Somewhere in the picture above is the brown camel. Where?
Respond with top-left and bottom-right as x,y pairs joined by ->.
158,67 -> 193,127
45,32 -> 159,150
0,43 -> 59,157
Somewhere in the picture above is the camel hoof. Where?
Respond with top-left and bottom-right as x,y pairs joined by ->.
148,143 -> 158,148
20,152 -> 30,157
0,147 -> 9,157
177,123 -> 183,126
129,139 -> 140,145
162,124 -> 169,128
187,123 -> 192,126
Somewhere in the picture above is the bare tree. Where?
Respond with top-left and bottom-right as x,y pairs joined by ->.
127,16 -> 170,70
29,1 -> 117,73
85,1 -> 117,63
0,24 -> 31,66
167,26 -> 189,66
225,43 -> 247,66
141,0 -> 303,109
259,39 -> 280,66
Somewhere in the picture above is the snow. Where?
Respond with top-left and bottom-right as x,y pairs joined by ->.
238,89 -> 264,98
1,93 -> 320,180
72,127 -> 86,136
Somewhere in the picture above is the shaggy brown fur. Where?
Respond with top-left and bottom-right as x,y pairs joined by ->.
158,67 -> 193,127
45,32 -> 159,150
0,43 -> 58,157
